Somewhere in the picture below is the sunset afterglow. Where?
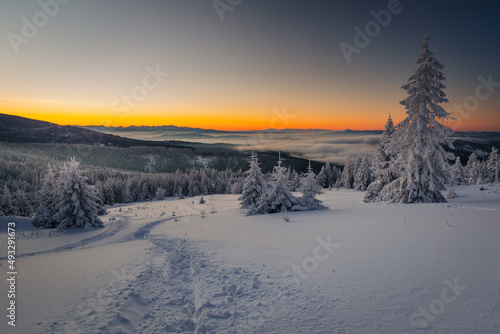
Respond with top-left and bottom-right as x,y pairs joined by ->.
1,1 -> 498,131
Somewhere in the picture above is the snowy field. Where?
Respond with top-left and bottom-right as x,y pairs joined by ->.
1,185 -> 500,334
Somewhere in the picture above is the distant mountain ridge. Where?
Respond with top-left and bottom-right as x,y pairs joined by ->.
0,113 -> 194,149
85,124 -> 383,134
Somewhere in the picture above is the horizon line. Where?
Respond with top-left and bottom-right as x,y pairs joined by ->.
2,113 -> 499,133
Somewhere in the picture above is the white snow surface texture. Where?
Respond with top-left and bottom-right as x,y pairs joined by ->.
1,185 -> 500,333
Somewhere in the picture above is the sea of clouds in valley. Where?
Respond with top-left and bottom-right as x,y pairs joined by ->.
87,126 -> 383,164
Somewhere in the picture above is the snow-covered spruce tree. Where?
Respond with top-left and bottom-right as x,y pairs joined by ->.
486,147 -> 499,183
381,35 -> 454,203
477,160 -> 487,185
450,156 -> 466,185
324,161 -> 333,188
154,187 -> 166,201
316,166 -> 327,188
294,160 -> 326,210
465,153 -> 480,185
52,157 -> 104,230
256,153 -> 299,214
141,182 -> 152,201
354,156 -> 373,191
33,163 -> 59,228
331,165 -> 342,189
340,156 -> 358,189
239,152 -> 266,215
364,115 -> 396,202
0,184 -> 14,216
105,185 -> 116,206
13,189 -> 33,217
177,187 -> 185,200
290,170 -> 302,192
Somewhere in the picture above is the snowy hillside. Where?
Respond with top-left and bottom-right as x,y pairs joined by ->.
1,185 -> 500,333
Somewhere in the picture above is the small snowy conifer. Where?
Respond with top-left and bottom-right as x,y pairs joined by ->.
295,160 -> 326,210
486,147 -> 499,183
465,153 -> 480,185
354,157 -> 373,191
450,157 -> 466,185
257,153 -> 298,214
239,152 -> 266,215
365,115 -> 396,202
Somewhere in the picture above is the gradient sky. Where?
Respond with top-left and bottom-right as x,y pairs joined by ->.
0,0 -> 499,131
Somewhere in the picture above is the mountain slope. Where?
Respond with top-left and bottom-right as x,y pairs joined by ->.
0,113 -> 190,148
0,114 -> 327,174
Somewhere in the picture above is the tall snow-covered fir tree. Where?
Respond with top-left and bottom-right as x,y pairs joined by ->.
486,147 -> 499,183
450,156 -> 466,185
381,35 -> 454,203
257,153 -> 298,214
52,157 -> 104,230
239,152 -> 266,215
33,163 -> 59,228
365,115 -> 396,202
296,160 -> 326,210
465,152 -> 480,185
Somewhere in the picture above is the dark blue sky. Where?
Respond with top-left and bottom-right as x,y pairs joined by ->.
1,0 -> 499,130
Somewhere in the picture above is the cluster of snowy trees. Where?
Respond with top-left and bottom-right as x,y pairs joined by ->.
0,159 -> 246,218
332,36 -> 499,204
31,157 -> 104,230
239,152 -> 326,215
0,185 -> 33,217
316,161 -> 342,189
459,147 -> 499,185
94,167 -> 242,206
337,130 -> 499,202
338,155 -> 374,191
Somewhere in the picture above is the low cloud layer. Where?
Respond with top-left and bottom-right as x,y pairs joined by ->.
89,127 -> 383,164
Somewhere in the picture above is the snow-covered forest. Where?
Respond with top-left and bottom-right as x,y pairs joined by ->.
1,142 -> 498,223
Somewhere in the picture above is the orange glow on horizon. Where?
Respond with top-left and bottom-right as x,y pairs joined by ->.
2,109 -> 499,132
1,109 -> 394,131
1,100 -> 498,132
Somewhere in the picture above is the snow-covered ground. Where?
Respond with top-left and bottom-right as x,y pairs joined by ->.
1,185 -> 500,333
